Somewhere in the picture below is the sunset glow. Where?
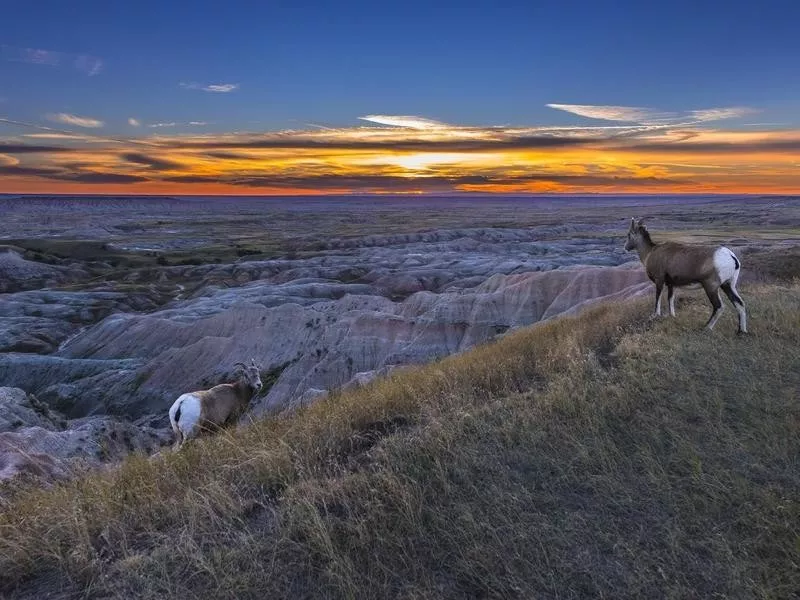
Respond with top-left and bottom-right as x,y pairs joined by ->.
2,109 -> 799,195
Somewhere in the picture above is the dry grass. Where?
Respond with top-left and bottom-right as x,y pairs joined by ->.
0,283 -> 798,599
741,246 -> 800,283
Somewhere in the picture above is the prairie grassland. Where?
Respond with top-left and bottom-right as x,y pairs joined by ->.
0,281 -> 798,599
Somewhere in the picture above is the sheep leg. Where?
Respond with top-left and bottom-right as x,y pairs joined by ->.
667,285 -> 676,317
703,283 -> 724,330
653,282 -> 664,317
721,282 -> 747,334
170,413 -> 184,451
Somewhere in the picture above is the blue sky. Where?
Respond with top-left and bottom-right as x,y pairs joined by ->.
2,0 -> 799,132
1,0 -> 799,195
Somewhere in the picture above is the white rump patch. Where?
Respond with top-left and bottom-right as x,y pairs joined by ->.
713,247 -> 738,284
169,393 -> 202,437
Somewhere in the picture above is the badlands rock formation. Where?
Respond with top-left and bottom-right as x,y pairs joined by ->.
0,387 -> 170,484
0,220 -> 647,425
0,249 -> 84,293
0,287 -> 168,354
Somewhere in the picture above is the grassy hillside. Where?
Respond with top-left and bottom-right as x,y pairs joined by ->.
1,282 -> 799,599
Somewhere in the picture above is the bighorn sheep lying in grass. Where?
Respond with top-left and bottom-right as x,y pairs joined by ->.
168,359 -> 263,449
625,218 -> 747,333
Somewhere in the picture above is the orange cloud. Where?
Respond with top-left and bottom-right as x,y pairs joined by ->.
1,108 -> 799,195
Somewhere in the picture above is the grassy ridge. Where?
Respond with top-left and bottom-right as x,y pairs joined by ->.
1,283 -> 798,598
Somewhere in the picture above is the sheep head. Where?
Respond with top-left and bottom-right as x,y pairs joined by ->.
625,217 -> 649,251
232,359 -> 263,396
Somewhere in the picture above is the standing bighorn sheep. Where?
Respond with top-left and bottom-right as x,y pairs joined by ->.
625,218 -> 747,333
168,359 -> 263,449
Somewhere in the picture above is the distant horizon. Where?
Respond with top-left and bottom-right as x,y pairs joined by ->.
0,191 -> 792,199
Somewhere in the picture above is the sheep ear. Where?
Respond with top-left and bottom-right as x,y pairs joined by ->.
629,217 -> 636,231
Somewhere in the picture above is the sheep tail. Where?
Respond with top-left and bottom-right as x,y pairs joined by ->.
170,400 -> 184,448
171,400 -> 183,436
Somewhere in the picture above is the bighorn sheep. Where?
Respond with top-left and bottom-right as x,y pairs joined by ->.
168,359 -> 263,449
625,218 -> 747,333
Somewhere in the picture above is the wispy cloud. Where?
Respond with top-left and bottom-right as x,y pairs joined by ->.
0,117 -> 157,147
547,103 -> 758,126
2,46 -> 60,66
180,82 -> 239,93
205,84 -> 238,93
1,45 -> 104,76
689,107 -> 759,122
0,153 -> 18,166
128,118 -> 141,127
359,115 -> 450,129
546,104 -> 674,123
23,133 -> 100,141
45,113 -> 104,128
147,121 -> 209,128
72,54 -> 104,76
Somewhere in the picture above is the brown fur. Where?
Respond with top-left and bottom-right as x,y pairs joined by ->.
192,379 -> 257,432
171,360 -> 263,449
625,218 -> 747,333
641,243 -> 720,287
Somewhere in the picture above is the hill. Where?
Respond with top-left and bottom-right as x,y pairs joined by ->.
1,281 -> 798,599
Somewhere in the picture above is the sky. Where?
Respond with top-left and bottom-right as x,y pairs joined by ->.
1,0 -> 799,195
